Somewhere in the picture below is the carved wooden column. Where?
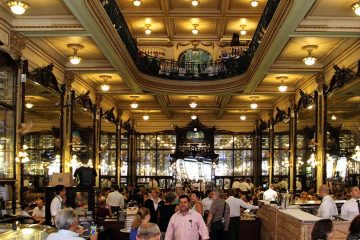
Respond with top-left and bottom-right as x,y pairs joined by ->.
253,119 -> 262,187
315,72 -> 327,192
268,111 -> 275,185
61,71 -> 74,172
116,109 -> 122,185
93,94 -> 102,187
289,95 -> 297,192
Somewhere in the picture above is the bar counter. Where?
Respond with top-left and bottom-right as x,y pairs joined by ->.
257,204 -> 350,240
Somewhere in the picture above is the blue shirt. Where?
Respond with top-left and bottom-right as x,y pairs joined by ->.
130,228 -> 138,240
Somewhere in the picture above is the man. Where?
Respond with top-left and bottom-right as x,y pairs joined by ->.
32,198 -> 45,222
340,186 -> 360,218
231,179 -> 241,189
137,223 -> 161,240
144,187 -> 164,223
238,179 -> 251,193
317,184 -> 338,219
148,178 -> 158,189
74,157 -> 97,187
106,185 -> 124,215
226,189 -> 259,240
47,208 -> 98,240
263,184 -> 278,202
50,185 -> 66,222
206,189 -> 230,240
165,195 -> 209,240
202,190 -> 213,211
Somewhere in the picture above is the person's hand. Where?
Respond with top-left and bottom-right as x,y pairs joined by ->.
90,232 -> 98,240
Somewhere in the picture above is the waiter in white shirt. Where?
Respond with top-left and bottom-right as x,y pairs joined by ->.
317,184 -> 338,219
226,189 -> 259,240
106,185 -> 124,215
50,185 -> 66,223
263,184 -> 278,202
340,186 -> 360,218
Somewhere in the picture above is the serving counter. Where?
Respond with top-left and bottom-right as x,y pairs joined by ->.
257,204 -> 350,240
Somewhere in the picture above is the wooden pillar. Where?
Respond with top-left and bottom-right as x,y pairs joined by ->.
128,119 -> 137,185
315,72 -> 327,192
61,71 -> 74,173
268,111 -> 275,185
253,120 -> 262,187
116,109 -> 122,185
93,95 -> 102,187
289,95 -> 297,193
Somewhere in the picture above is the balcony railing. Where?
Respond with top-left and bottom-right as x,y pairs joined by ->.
100,0 -> 281,81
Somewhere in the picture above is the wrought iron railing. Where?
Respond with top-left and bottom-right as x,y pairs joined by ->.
100,0 -> 281,81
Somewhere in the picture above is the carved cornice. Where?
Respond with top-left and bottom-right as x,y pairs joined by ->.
10,31 -> 26,58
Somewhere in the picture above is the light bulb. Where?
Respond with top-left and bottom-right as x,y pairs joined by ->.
331,114 -> 337,120
303,56 -> 317,66
250,0 -> 259,7
278,85 -> 288,92
240,115 -> 246,121
145,29 -> 151,35
240,29 -> 247,35
191,114 -> 197,120
352,2 -> 360,16
143,115 -> 150,120
101,83 -> 110,91
69,55 -> 82,65
250,102 -> 258,109
25,102 -> 33,109
191,0 -> 199,6
189,101 -> 197,108
133,0 -> 142,7
7,1 -> 29,15
192,28 -> 199,35
131,102 -> 139,109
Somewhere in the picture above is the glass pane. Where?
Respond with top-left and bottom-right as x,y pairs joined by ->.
261,150 -> 270,175
100,149 -> 116,176
214,135 -> 233,149
0,106 -> 14,178
215,150 -> 233,175
136,150 -> 156,176
234,134 -> 253,149
137,134 -> 156,149
157,150 -> 174,176
120,150 -> 128,176
234,150 -> 253,176
121,134 -> 128,149
0,66 -> 15,105
274,149 -> 289,175
261,133 -> 270,149
157,134 -> 176,149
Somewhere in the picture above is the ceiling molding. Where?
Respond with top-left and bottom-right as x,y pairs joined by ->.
155,95 -> 173,119
216,95 -> 232,119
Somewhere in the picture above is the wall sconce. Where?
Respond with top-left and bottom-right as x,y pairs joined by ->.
130,96 -> 139,109
133,0 -> 142,7
250,96 -> 259,109
250,0 -> 259,7
67,44 -> 84,65
352,1 -> 360,16
100,75 -> 111,92
302,45 -> 318,66
192,24 -> 199,35
7,0 -> 29,15
240,25 -> 247,35
277,76 -> 288,92
145,24 -> 152,35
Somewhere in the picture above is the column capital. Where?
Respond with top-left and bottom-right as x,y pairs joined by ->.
10,31 -> 26,59
315,71 -> 325,90
63,71 -> 74,91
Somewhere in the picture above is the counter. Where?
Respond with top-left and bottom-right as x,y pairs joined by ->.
257,204 -> 350,240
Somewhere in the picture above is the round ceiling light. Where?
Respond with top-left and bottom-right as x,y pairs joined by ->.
277,76 -> 288,92
25,102 -> 33,109
133,0 -> 142,7
7,0 -> 29,15
143,114 -> 150,120
240,115 -> 247,121
302,45 -> 318,66
191,0 -> 200,7
100,75 -> 111,92
250,0 -> 259,7
130,96 -> 139,109
192,24 -> 199,35
191,114 -> 197,120
240,25 -> 247,35
67,44 -> 84,65
145,24 -> 152,35
331,114 -> 337,120
352,2 -> 360,16
249,96 -> 259,109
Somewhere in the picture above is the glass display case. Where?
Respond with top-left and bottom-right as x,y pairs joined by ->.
0,54 -> 16,180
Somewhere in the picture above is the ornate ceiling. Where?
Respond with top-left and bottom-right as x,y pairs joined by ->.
0,0 -> 359,132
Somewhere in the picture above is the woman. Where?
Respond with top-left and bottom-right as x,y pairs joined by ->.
157,192 -> 177,240
190,190 -> 204,216
347,215 -> 360,240
311,219 -> 334,240
130,207 -> 150,240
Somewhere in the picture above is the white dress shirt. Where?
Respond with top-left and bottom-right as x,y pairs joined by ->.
32,206 -> 45,218
226,196 -> 259,217
50,195 -> 62,217
340,198 -> 360,216
232,181 -> 241,189
263,188 -> 278,201
201,197 -> 213,211
238,182 -> 251,192
317,195 -> 338,219
47,229 -> 85,240
106,190 -> 125,208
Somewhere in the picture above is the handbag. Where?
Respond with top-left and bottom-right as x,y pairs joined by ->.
211,202 -> 226,231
